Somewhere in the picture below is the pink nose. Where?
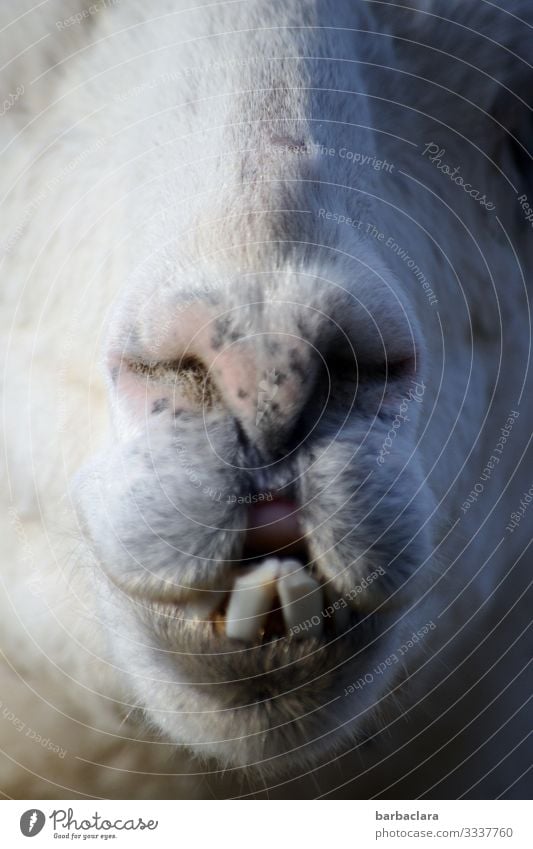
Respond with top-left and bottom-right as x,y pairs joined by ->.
108,303 -> 320,456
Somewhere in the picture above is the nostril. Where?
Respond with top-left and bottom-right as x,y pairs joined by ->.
136,355 -> 219,408
282,345 -> 420,441
355,353 -> 417,384
165,354 -> 220,407
324,337 -> 417,382
322,340 -> 418,395
127,354 -> 201,382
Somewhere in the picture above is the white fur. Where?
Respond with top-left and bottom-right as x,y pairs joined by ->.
1,0 -> 532,798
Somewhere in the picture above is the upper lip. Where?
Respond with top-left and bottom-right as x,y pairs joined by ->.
120,497 -> 382,643
115,496 -> 313,603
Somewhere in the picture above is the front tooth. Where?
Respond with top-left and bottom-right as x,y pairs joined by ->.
277,562 -> 323,639
225,559 -> 280,641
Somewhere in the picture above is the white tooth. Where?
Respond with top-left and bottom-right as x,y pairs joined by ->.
185,591 -> 227,622
277,561 -> 323,639
323,582 -> 351,634
225,559 -> 280,641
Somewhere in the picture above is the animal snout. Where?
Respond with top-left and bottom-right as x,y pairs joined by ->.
108,289 -> 419,460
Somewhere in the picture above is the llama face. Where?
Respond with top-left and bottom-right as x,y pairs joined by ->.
70,1 -> 527,773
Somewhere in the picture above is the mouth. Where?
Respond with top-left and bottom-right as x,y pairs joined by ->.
171,497 -> 354,645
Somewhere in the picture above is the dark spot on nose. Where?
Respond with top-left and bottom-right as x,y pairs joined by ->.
237,388 -> 249,399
